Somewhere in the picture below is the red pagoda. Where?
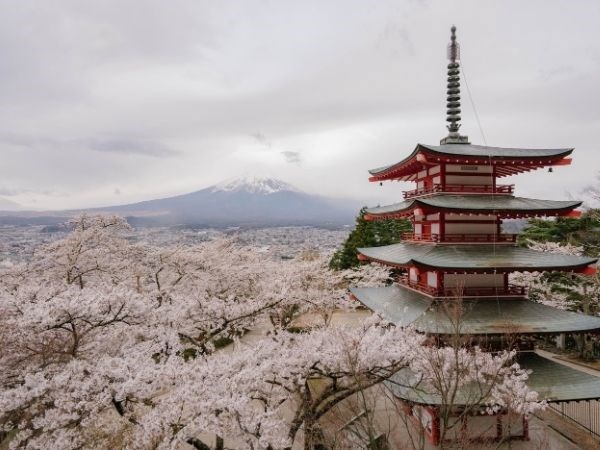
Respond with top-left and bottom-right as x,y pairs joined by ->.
350,26 -> 600,445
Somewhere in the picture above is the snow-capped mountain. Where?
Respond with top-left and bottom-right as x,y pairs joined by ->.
87,177 -> 358,227
211,177 -> 299,195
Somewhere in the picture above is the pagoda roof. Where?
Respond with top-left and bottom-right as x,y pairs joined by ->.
387,352 -> 600,405
350,285 -> 600,334
365,194 -> 581,219
368,143 -> 573,181
357,242 -> 597,272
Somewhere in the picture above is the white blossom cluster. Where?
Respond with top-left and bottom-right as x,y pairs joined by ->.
510,241 -> 599,313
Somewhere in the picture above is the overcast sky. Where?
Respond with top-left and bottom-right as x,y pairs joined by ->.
1,0 -> 599,210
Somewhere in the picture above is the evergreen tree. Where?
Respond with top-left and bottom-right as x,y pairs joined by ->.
329,207 -> 412,270
519,210 -> 600,316
518,209 -> 600,256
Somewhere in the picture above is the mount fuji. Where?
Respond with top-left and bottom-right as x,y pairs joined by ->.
88,177 -> 358,227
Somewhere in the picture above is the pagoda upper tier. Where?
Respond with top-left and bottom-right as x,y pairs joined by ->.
368,143 -> 573,182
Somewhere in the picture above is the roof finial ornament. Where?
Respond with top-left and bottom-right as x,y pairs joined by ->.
441,25 -> 470,145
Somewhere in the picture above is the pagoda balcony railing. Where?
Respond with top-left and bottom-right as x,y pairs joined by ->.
401,233 -> 517,243
399,276 -> 526,297
403,183 -> 514,199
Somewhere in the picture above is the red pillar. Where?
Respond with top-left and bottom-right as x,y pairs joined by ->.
428,407 -> 441,445
441,163 -> 446,191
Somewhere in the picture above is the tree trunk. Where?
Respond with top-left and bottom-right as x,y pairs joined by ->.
303,418 -> 324,450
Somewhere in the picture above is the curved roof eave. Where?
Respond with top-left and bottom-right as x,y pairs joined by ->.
364,195 -> 582,217
368,143 -> 574,178
368,145 -> 420,176
386,352 -> 600,405
357,243 -> 598,271
350,285 -> 600,335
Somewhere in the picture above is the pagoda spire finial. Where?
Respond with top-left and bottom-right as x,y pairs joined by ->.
441,25 -> 469,145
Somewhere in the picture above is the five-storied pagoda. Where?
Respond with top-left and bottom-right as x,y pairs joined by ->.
350,26 -> 600,445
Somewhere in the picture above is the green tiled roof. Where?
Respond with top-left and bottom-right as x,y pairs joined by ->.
369,143 -> 573,175
357,242 -> 597,271
350,285 -> 600,334
365,195 -> 581,216
386,352 -> 600,405
350,285 -> 432,327
420,144 -> 573,159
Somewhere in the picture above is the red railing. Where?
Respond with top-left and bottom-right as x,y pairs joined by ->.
401,232 -> 435,242
401,233 -> 517,243
403,184 -> 514,199
452,285 -> 526,297
399,276 -> 526,297
399,276 -> 439,295
441,233 -> 517,243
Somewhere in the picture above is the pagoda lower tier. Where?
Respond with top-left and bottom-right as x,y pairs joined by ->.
357,242 -> 597,274
387,351 -> 600,444
350,285 -> 600,335
389,352 -> 600,404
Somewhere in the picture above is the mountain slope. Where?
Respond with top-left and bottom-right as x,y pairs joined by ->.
98,177 -> 358,226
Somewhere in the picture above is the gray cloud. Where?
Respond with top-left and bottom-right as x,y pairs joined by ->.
87,138 -> 178,157
538,65 -> 575,82
250,132 -> 272,147
0,1 -> 599,210
0,186 -> 69,197
281,151 -> 302,165
0,133 -> 177,157
0,187 -> 24,196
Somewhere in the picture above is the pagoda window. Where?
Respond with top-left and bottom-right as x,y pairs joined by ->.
445,221 -> 497,235
409,267 -> 419,283
444,273 -> 504,289
446,213 -> 496,221
426,271 -> 438,288
444,213 -> 498,237
414,223 -> 423,236
446,164 -> 493,174
445,174 -> 493,186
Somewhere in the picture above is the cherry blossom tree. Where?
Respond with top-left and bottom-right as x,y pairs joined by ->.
511,241 -> 600,314
0,215 -> 542,450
